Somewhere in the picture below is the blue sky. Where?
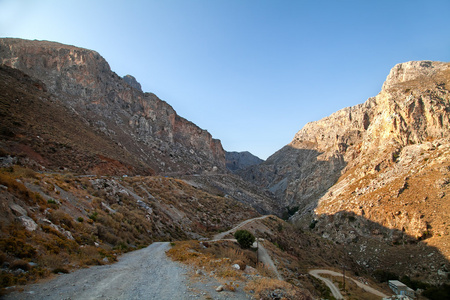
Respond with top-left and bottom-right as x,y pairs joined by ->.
1,0 -> 450,159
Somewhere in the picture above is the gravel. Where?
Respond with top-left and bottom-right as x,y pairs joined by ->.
4,242 -> 198,300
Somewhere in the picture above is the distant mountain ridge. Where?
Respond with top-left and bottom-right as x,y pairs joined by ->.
0,38 -> 224,175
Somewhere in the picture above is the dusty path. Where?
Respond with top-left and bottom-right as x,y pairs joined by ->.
309,270 -> 344,299
212,215 -> 282,280
213,215 -> 270,240
309,269 -> 389,299
256,241 -> 283,280
5,242 -> 196,300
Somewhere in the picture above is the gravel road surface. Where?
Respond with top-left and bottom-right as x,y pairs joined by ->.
4,242 -> 196,300
213,215 -> 269,240
309,269 -> 344,299
309,269 -> 389,299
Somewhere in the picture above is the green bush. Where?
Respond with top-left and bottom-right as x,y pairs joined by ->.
234,230 -> 255,249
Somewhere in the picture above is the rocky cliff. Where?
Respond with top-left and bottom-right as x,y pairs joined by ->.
242,60 -> 449,214
0,38 -> 225,175
225,151 -> 263,172
240,61 -> 450,281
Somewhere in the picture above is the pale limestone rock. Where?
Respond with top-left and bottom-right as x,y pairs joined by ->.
18,216 -> 38,231
9,204 -> 27,216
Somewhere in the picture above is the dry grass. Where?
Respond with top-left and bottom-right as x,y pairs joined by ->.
167,240 -> 254,282
166,239 -> 314,298
245,277 -> 303,300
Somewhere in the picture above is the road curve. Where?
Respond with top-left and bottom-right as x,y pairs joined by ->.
309,270 -> 344,299
5,242 -> 194,300
309,269 -> 389,299
213,215 -> 270,240
211,215 -> 283,281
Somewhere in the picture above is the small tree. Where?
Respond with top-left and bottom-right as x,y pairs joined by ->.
234,230 -> 255,249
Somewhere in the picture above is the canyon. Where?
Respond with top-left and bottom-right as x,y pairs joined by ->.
1,38 -> 450,299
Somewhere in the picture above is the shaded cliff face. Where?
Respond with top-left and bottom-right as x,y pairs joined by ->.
225,151 -> 263,172
0,38 -> 225,175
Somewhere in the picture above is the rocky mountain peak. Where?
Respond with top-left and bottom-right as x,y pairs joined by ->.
382,60 -> 449,91
123,74 -> 142,92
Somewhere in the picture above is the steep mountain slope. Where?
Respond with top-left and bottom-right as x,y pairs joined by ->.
0,38 -> 224,175
225,151 -> 263,172
0,64 -> 150,175
0,164 -> 260,289
240,61 -> 450,283
182,173 -> 284,216
241,61 -> 449,215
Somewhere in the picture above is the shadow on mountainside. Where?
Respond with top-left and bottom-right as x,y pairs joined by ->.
238,145 -> 347,218
312,210 -> 450,298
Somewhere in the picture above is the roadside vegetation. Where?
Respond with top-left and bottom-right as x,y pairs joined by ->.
167,239 -> 310,299
234,229 -> 255,249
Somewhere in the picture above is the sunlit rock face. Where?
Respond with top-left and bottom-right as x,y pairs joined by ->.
239,61 -> 450,282
0,38 -> 225,175
241,60 -> 450,226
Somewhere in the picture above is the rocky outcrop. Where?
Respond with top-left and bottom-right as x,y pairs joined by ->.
123,74 -> 142,92
0,38 -> 225,175
225,151 -> 263,172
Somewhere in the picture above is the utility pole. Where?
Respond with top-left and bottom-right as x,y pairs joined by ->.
256,237 -> 259,264
343,265 -> 346,292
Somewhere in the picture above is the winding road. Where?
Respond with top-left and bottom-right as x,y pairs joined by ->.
4,215 -> 280,300
213,215 -> 270,240
7,215 -> 345,299
309,269 -> 389,299
212,215 -> 282,280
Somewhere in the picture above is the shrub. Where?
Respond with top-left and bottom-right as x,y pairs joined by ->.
0,237 -> 37,258
10,259 -> 31,271
234,230 -> 255,249
88,211 -> 98,222
309,219 -> 318,229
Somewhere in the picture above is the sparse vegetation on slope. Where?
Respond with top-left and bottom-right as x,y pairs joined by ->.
0,165 -> 259,292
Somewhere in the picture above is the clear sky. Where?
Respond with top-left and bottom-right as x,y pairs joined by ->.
1,0 -> 449,159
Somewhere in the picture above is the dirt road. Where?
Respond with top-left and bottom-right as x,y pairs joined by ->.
309,269 -> 389,299
309,269 -> 344,299
5,242 -> 195,300
212,215 -> 282,280
256,240 -> 283,280
213,215 -> 270,240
